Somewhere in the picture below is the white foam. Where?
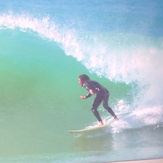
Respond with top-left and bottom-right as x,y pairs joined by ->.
0,13 -> 84,61
131,105 -> 163,125
1,13 -> 163,117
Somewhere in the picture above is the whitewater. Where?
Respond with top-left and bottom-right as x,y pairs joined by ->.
0,0 -> 163,162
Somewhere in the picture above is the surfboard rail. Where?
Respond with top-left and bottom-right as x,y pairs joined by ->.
68,118 -> 115,135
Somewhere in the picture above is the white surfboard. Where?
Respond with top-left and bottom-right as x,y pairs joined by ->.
68,118 -> 115,136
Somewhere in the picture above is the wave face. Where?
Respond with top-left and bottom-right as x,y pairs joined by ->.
0,0 -> 163,162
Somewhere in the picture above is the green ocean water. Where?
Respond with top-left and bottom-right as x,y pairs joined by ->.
0,28 -> 163,163
0,0 -> 163,162
0,29 -> 131,157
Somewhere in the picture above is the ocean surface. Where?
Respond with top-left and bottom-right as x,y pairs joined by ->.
0,0 -> 163,162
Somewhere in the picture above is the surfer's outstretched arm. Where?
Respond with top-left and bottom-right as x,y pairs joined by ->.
79,90 -> 92,99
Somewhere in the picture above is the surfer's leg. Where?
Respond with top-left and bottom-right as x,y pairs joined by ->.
103,92 -> 117,119
91,97 -> 103,122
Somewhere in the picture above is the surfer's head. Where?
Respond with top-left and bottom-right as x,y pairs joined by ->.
78,74 -> 90,86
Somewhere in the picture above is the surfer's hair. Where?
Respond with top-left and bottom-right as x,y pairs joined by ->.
79,74 -> 90,82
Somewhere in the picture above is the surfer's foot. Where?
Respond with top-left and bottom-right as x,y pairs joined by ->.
114,116 -> 119,121
99,121 -> 104,126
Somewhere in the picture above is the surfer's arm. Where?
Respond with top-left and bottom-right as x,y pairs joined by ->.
89,89 -> 96,94
80,92 -> 92,99
85,92 -> 92,98
81,82 -> 96,99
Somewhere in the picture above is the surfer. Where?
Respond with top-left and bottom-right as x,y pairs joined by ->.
78,74 -> 118,126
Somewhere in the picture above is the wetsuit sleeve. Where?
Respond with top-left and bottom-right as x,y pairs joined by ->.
85,92 -> 92,99
83,81 -> 94,98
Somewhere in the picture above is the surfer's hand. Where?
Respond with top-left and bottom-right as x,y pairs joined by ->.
89,89 -> 95,94
80,96 -> 86,99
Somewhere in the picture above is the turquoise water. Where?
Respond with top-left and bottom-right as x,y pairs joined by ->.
0,0 -> 163,162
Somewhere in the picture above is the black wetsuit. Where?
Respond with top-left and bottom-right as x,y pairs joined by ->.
83,80 -> 116,122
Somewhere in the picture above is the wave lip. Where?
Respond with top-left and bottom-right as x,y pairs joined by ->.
0,13 -> 84,61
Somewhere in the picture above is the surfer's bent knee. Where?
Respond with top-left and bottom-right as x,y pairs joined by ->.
91,107 -> 97,113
